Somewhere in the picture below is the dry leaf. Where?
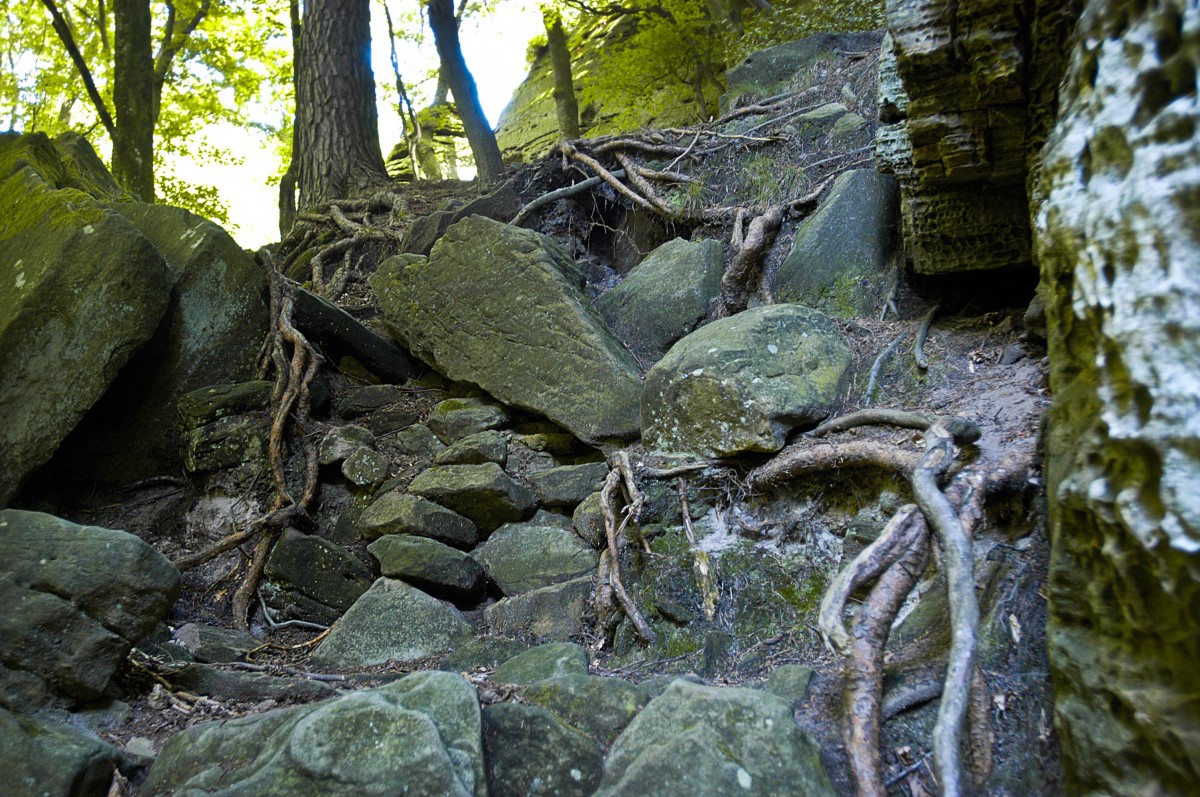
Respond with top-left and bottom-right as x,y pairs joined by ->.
1008,613 -> 1023,644
993,693 -> 1007,715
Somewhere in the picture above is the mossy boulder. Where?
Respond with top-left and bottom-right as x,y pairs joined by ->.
0,707 -> 135,797
371,216 -> 644,444
596,238 -> 724,364
355,491 -> 480,548
474,519 -> 599,596
368,535 -> 486,602
263,529 -> 374,618
427,397 -> 510,444
769,170 -> 898,317
526,462 -> 610,508
482,703 -> 603,797
491,642 -> 590,686
407,463 -> 536,533
0,133 -> 172,503
435,429 -> 509,466
484,576 -> 594,641
722,31 -> 884,107
642,304 -> 852,457
520,674 -> 650,746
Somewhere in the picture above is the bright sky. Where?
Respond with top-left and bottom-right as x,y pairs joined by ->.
173,3 -> 543,249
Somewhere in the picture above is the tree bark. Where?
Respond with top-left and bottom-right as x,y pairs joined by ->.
544,10 -> 579,139
427,0 -> 504,186
112,0 -> 155,201
279,0 -> 301,235
296,0 -> 389,209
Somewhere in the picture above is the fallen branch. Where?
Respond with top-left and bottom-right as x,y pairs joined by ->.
558,141 -> 658,214
511,169 -> 626,226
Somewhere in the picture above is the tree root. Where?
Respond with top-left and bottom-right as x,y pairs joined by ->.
678,478 -> 717,620
915,304 -> 939,370
593,453 -> 657,645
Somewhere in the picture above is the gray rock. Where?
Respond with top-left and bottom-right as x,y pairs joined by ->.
172,623 -> 261,664
264,529 -> 374,617
368,535 -> 486,602
435,429 -> 509,466
176,381 -> 273,430
371,217 -> 644,444
143,671 -> 485,797
642,304 -> 852,457
318,424 -> 373,465
571,492 -> 607,549
475,519 -> 599,596
0,133 -> 173,503
408,463 -> 536,532
0,509 -> 180,706
596,238 -> 724,363
723,31 -> 884,103
312,579 -> 472,668
0,705 -> 133,797
292,286 -> 417,383
765,664 -> 813,703
171,664 -> 336,703
484,576 -> 593,641
527,462 -> 610,508
402,183 -> 522,256
386,423 -> 447,458
356,491 -> 480,548
769,170 -> 898,317
427,397 -> 510,443
521,674 -> 650,745
491,642 -> 590,686
482,703 -> 603,797
595,680 -> 834,796
341,446 -> 390,487
334,384 -> 415,418
183,414 -> 270,473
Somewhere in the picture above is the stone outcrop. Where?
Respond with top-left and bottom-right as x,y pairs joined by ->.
642,304 -> 852,457
875,0 -> 1079,273
722,31 -> 884,108
0,133 -> 172,503
372,216 -> 644,443
0,706 -> 136,797
1036,0 -> 1200,792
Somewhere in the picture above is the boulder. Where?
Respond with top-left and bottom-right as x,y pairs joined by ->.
183,413 -> 270,473
0,509 -> 180,706
571,492 -> 607,548
356,491 -> 480,548
596,238 -> 724,363
482,703 -> 603,797
292,285 -> 417,383
263,529 -> 373,622
368,535 -> 486,602
0,706 -> 134,797
595,680 -> 834,797
172,623 -> 261,664
491,642 -> 590,686
312,579 -> 472,668
0,133 -> 172,503
427,397 -> 510,443
408,463 -> 535,533
318,424 -> 373,465
484,576 -> 593,641
642,304 -> 852,457
142,671 -> 485,797
769,170 -> 898,317
475,519 -> 599,596
722,31 -> 885,105
527,462 -> 610,507
1037,0 -> 1200,791
435,429 -> 509,466
371,216 -> 644,444
341,446 -> 390,487
520,674 -> 650,745
176,381 -> 273,430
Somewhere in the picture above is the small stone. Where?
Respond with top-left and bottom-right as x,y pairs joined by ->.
484,576 -> 593,641
527,462 -> 610,507
318,424 -> 373,465
427,397 -> 510,443
408,463 -> 535,532
342,446 -> 390,487
356,491 -> 480,548
368,535 -> 486,602
387,423 -> 447,458
435,429 -> 509,466
264,528 -> 374,615
172,623 -> 261,663
766,664 -> 814,703
475,520 -> 598,595
571,492 -> 606,549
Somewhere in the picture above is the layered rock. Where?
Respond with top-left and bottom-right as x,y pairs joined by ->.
1037,0 -> 1200,791
371,216 -> 644,443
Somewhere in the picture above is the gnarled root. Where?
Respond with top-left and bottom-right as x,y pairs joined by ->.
593,452 -> 657,645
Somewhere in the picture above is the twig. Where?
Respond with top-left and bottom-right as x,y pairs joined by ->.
862,334 -> 905,405
666,131 -> 702,171
258,590 -> 330,632
511,170 -> 626,226
915,304 -> 939,370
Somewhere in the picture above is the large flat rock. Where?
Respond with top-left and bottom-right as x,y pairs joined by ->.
370,216 -> 644,444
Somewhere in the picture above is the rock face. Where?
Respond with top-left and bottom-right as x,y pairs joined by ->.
0,510 -> 180,707
0,706 -> 134,797
594,680 -> 833,796
642,304 -> 852,457
1036,0 -> 1200,792
722,31 -> 884,106
142,671 -> 486,797
596,238 -> 724,364
0,133 -> 172,503
769,170 -> 898,316
371,216 -> 644,444
875,0 -> 1076,273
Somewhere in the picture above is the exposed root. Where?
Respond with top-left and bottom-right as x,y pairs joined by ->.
512,170 -> 626,226
915,304 -> 939,370
716,203 -> 785,317
862,334 -> 905,405
593,456 -> 657,645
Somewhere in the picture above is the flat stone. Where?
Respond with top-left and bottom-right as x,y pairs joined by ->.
408,463 -> 535,533
368,535 -> 486,602
521,673 -> 650,745
475,519 -> 598,596
171,664 -> 336,703
484,576 -> 593,641
176,381 -> 273,431
435,429 -> 509,466
172,623 -> 261,664
264,528 -> 374,616
526,462 -> 610,507
183,414 -> 270,473
334,384 -> 415,418
427,397 -> 510,443
356,491 -> 480,548
318,424 -> 373,465
341,446 -> 390,487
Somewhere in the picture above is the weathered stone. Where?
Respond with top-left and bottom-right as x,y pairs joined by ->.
596,238 -> 724,363
312,579 -> 472,668
172,623 -> 261,664
595,680 -> 834,797
356,491 -> 480,547
435,429 -> 509,466
427,397 -> 510,444
318,424 -> 373,465
171,664 -> 336,703
769,170 -> 898,317
143,671 -> 485,797
341,446 -> 390,487
527,462 -> 610,507
176,381 -> 273,431
475,520 -> 599,596
183,414 -> 270,473
402,183 -> 522,255
765,664 -> 813,703
571,492 -> 607,549
408,463 -> 535,533
642,304 -> 852,457
0,706 -> 133,797
334,385 -> 414,418
371,216 -> 644,444
484,576 -> 593,641
368,535 -> 486,602
521,674 -> 650,746
0,510 -> 180,706
722,31 -> 885,105
387,423 -> 447,458
292,286 -> 417,384
0,133 -> 173,503
264,529 -> 373,616
491,642 -> 590,686
1037,0 -> 1200,792
482,703 -> 603,797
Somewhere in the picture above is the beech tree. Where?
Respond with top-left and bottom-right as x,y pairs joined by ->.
295,0 -> 389,208
543,6 -> 579,139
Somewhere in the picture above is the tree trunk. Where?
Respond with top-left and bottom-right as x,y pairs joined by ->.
544,10 -> 579,140
279,0 -> 301,235
112,0 -> 154,201
295,0 -> 388,209
427,0 -> 504,187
